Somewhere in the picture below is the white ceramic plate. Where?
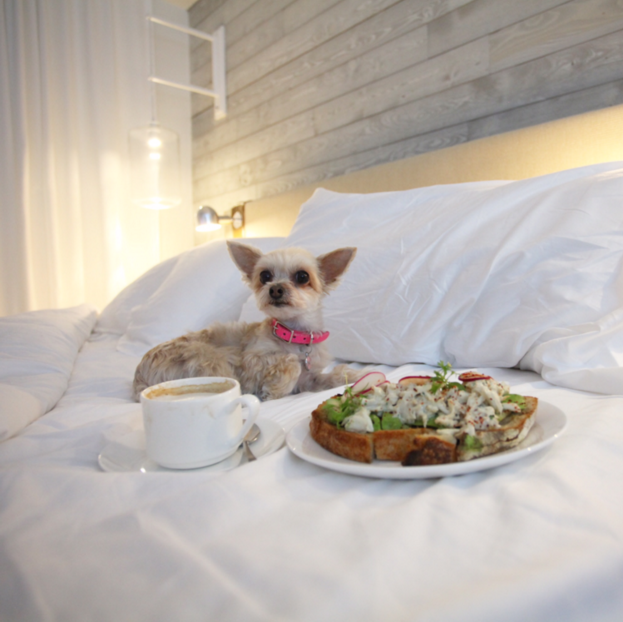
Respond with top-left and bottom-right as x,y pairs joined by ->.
286,401 -> 567,479
99,418 -> 285,473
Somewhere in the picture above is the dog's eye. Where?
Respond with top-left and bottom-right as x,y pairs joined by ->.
294,270 -> 309,285
259,270 -> 273,284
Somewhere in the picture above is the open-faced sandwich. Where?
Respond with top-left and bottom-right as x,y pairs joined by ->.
310,363 -> 538,466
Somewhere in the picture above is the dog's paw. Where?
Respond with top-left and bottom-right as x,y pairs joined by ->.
300,364 -> 364,392
333,364 -> 365,384
258,354 -> 301,400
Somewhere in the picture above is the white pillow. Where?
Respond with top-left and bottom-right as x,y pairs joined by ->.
0,304 -> 97,440
284,162 -> 623,394
96,255 -> 180,335
0,384 -> 42,442
117,238 -> 285,355
519,307 -> 623,395
238,294 -> 265,323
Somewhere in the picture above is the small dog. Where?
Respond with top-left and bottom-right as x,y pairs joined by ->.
133,241 -> 362,401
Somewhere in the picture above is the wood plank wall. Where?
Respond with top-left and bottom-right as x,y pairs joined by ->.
189,0 -> 623,217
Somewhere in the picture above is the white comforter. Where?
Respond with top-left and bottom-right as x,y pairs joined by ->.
3,162 -> 623,621
1,321 -> 623,622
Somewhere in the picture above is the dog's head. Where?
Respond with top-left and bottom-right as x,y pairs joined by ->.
227,242 -> 356,323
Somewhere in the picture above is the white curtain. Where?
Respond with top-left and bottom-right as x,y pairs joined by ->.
0,0 -> 163,317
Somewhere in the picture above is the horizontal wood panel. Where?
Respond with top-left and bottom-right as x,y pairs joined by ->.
191,0 -> 342,86
189,0 -> 255,52
203,82 -> 623,217
190,0 -> 623,221
194,123 -> 472,210
192,36 -> 487,180
428,0 -> 569,57
468,79 -> 623,140
312,37 -> 489,135
189,0 -> 229,27
223,0 -> 342,73
195,29 -> 623,198
191,0 -> 472,118
193,28 -> 430,167
193,20 -> 429,158
490,0 -> 623,71
226,0 -> 405,94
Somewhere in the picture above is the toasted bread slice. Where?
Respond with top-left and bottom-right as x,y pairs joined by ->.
310,405 -> 457,464
309,392 -> 538,466
456,395 -> 538,461
310,405 -> 374,463
376,429 -> 457,464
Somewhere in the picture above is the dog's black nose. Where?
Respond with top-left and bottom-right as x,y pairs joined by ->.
269,284 -> 285,300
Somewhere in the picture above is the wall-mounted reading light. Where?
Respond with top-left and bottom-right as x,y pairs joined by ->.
130,10 -> 227,210
196,205 -> 245,232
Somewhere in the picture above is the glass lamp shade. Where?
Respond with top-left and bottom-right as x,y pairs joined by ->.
129,124 -> 182,209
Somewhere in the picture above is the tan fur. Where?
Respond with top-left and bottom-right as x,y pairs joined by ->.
133,243 -> 363,401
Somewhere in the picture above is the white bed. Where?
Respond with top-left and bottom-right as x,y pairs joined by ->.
2,154 -> 623,618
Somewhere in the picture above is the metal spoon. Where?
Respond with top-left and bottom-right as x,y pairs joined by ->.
242,424 -> 261,462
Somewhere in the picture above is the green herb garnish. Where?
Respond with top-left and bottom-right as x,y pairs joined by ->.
431,361 -> 467,394
323,387 -> 363,427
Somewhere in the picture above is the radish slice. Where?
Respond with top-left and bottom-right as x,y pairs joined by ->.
351,371 -> 387,394
458,372 -> 491,383
359,380 -> 390,395
398,375 -> 432,385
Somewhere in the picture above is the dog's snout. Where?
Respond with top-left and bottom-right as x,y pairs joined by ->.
269,284 -> 285,300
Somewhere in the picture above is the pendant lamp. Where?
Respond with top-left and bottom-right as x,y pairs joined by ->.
130,10 -> 226,210
129,123 -> 181,209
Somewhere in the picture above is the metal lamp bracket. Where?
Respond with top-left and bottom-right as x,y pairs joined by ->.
147,16 -> 227,120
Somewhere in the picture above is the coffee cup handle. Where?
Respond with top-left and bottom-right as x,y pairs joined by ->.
232,394 -> 260,445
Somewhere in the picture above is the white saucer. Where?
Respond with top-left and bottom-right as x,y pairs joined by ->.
98,418 -> 285,473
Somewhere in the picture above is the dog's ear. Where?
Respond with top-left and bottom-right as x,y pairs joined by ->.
317,247 -> 357,288
227,241 -> 263,282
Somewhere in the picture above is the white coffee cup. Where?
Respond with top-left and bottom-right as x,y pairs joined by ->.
140,377 -> 260,469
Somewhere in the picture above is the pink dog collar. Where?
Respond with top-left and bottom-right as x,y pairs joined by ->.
271,319 -> 329,345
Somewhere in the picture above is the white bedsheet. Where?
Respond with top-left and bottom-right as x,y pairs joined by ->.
1,331 -> 622,622
3,162 -> 623,621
